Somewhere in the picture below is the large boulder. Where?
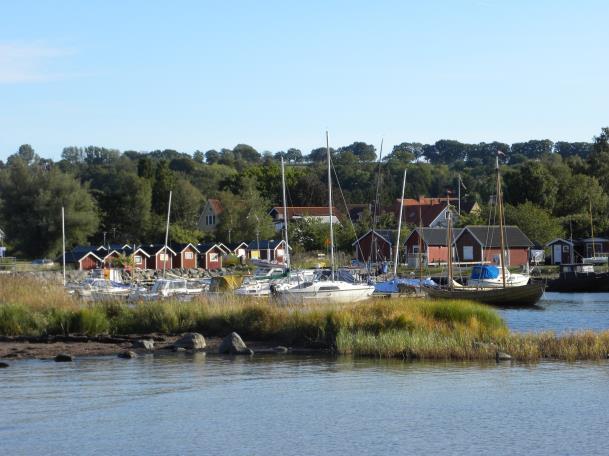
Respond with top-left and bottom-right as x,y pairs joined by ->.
218,332 -> 253,355
173,333 -> 206,350
118,351 -> 138,359
54,353 -> 74,362
132,339 -> 155,351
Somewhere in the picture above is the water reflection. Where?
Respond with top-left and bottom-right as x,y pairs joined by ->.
499,292 -> 609,333
2,355 -> 609,455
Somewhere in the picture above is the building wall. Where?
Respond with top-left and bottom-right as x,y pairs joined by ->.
454,231 -> 482,263
355,232 -> 392,262
79,255 -> 99,271
154,252 -> 173,270
103,253 -> 119,268
204,249 -> 222,270
177,248 -> 198,269
198,202 -> 220,232
482,248 -> 529,267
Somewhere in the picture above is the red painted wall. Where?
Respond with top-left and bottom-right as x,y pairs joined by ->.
177,248 -> 197,269
483,248 -> 529,267
79,255 -> 99,271
204,248 -> 223,270
355,233 -> 392,262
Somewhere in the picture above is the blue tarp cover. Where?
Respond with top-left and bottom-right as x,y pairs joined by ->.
470,265 -> 500,279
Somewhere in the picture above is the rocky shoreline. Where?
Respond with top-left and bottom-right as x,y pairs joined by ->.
0,332 -> 328,363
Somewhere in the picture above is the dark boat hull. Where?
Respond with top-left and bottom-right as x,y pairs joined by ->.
424,283 -> 545,307
536,272 -> 609,293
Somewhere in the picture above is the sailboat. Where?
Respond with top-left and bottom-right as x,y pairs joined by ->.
374,169 -> 429,295
278,132 -> 375,304
425,153 -> 544,307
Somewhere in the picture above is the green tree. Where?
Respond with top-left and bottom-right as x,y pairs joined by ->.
504,202 -> 564,245
0,156 -> 98,257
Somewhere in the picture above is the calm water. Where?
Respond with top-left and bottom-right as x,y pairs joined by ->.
499,292 -> 609,333
2,293 -> 609,455
2,354 -> 609,456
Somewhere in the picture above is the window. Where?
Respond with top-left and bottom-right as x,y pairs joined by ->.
276,248 -> 285,257
210,253 -> 219,262
159,253 -> 168,261
185,252 -> 194,260
562,245 -> 570,253
463,246 -> 474,261
206,215 -> 216,226
134,255 -> 142,264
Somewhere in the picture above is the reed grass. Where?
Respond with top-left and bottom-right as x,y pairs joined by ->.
1,275 -> 608,361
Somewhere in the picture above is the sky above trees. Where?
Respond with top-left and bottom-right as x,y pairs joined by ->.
1,1 -> 609,160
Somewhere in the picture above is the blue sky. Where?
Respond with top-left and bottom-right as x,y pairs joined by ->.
1,0 -> 608,160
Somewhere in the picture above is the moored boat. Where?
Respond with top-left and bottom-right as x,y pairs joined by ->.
543,263 -> 609,292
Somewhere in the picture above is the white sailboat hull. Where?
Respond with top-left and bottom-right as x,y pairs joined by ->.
278,281 -> 374,304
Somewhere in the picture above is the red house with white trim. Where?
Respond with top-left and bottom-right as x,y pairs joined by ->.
140,244 -> 177,270
197,243 -> 224,270
64,246 -> 103,271
171,243 -> 200,269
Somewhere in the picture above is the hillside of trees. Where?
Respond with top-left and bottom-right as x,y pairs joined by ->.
1,127 -> 608,258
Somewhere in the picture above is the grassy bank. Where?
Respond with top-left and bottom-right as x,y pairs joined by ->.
1,276 -> 608,361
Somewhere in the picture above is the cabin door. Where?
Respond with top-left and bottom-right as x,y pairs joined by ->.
553,245 -> 562,264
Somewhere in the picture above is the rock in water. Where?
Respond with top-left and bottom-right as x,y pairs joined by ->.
219,332 -> 253,355
132,339 -> 155,350
496,351 -> 512,361
174,333 -> 206,350
54,353 -> 74,362
0,362 -> 9,368
272,346 -> 289,354
118,351 -> 138,359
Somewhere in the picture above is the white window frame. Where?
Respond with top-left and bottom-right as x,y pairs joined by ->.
159,253 -> 169,262
463,245 -> 474,261
185,251 -> 194,260
134,255 -> 142,265
210,252 -> 219,262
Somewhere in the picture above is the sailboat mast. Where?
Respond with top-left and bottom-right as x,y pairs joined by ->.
418,202 -> 423,285
61,206 -> 66,287
326,131 -> 335,281
393,169 -> 407,276
496,154 -> 507,288
446,191 -> 453,289
281,157 -> 290,269
589,198 -> 596,258
163,190 -> 172,278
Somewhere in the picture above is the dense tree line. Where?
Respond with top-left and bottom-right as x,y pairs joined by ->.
1,129 -> 608,258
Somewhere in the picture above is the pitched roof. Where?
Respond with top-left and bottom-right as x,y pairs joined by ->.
402,203 -> 449,227
170,242 -> 200,254
207,199 -> 224,215
353,229 -> 397,246
65,247 -> 103,263
247,239 -> 285,250
405,227 -> 462,246
140,244 -> 177,256
269,206 -> 340,219
224,241 -> 248,251
458,226 -> 533,248
196,242 -> 223,253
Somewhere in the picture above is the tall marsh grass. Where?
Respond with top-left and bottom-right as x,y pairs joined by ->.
1,275 -> 609,361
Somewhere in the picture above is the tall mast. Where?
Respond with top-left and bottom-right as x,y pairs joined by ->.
163,190 -> 172,278
446,191 -> 453,289
458,174 -> 461,216
393,169 -> 407,276
281,157 -> 290,269
496,154 -> 507,288
61,206 -> 66,287
418,201 -> 423,285
589,198 -> 596,258
326,131 -> 335,281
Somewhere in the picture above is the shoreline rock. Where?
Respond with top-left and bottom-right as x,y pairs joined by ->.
219,332 -> 253,355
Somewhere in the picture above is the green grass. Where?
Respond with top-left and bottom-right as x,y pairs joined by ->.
1,275 -> 609,361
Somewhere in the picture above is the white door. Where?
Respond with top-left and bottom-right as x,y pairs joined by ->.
553,245 -> 562,264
